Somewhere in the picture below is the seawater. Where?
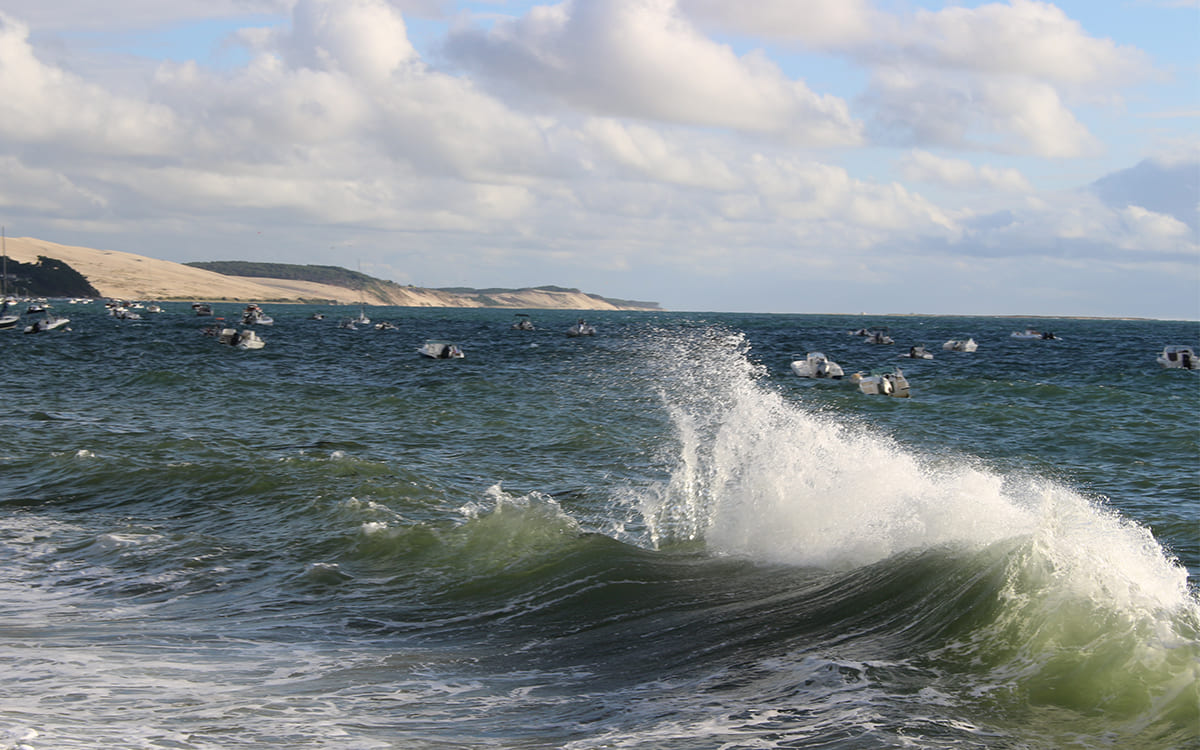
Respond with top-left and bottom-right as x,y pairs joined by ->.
1,304 -> 1196,749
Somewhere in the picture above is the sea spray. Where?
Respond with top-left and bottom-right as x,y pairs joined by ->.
635,325 -> 1199,741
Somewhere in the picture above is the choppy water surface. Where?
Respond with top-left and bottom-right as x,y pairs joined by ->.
1,304 -> 1197,749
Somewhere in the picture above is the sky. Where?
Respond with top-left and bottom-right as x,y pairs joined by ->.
0,0 -> 1197,318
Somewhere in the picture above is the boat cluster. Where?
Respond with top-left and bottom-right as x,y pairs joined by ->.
0,296 -> 73,334
792,326 -> 1197,397
789,328 -> 993,398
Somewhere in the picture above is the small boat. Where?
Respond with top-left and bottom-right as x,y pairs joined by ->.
23,312 -> 70,333
1011,328 -> 1058,340
308,312 -> 325,320
943,338 -> 978,352
418,340 -> 464,359
0,300 -> 18,330
854,368 -> 911,398
1157,345 -> 1198,370
193,303 -> 213,316
567,319 -> 596,337
374,321 -> 397,331
338,319 -> 358,330
790,352 -> 845,379
217,328 -> 265,350
864,330 -> 894,345
512,314 -> 534,330
899,345 -> 933,359
240,304 -> 274,326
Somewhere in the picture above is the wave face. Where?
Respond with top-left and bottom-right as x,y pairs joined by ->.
0,306 -> 1196,749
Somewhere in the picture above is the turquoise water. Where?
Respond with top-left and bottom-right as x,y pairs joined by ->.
1,304 -> 1197,749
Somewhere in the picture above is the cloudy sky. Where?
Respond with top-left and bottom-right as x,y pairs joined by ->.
0,0 -> 1196,317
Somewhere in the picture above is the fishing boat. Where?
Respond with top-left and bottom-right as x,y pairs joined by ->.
790,352 -> 845,379
240,304 -> 274,326
418,340 -> 464,359
899,345 -> 933,359
23,311 -> 70,333
1156,345 -> 1197,370
942,338 -> 978,352
512,314 -> 534,330
217,328 -> 266,350
1011,328 -> 1058,340
567,319 -> 596,337
864,330 -> 894,345
854,368 -> 911,398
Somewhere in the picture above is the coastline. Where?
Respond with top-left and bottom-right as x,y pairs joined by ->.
1,236 -> 659,311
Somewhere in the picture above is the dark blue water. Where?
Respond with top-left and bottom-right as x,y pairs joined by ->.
1,303 -> 1197,749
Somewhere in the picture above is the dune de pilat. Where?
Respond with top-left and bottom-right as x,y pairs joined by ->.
2,236 -> 659,311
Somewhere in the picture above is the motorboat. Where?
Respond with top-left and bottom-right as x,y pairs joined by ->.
418,340 -> 464,359
790,352 -> 845,379
1011,328 -> 1058,340
217,328 -> 265,350
854,368 -> 911,398
23,312 -> 70,333
1157,345 -> 1197,370
374,321 -> 397,331
308,312 -> 325,320
241,304 -> 274,325
567,319 -> 596,337
0,301 -> 18,330
943,338 -> 978,352
899,345 -> 933,359
108,304 -> 141,320
193,303 -> 213,316
864,330 -> 894,345
512,314 -> 534,330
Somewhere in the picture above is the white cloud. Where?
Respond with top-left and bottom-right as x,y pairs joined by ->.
444,0 -> 863,145
284,0 -> 418,82
902,0 -> 1150,87
898,150 -> 1032,192
678,0 -> 878,47
0,14 -> 182,155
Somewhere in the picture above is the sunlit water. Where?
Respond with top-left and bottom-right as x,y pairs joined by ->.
1,304 -> 1196,749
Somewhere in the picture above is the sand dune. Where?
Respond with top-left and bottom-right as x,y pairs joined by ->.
2,236 -> 655,310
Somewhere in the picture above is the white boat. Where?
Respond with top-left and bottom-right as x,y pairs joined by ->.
1157,345 -> 1197,370
0,301 -> 18,330
790,352 -> 845,379
240,304 -> 274,326
864,330 -> 894,345
193,303 -> 213,316
0,229 -> 16,330
512,314 -> 534,330
567,319 -> 596,337
418,340 -> 464,359
374,321 -> 397,331
217,328 -> 265,350
943,338 -> 978,352
1011,328 -> 1058,340
899,345 -> 933,359
23,312 -> 70,333
854,368 -> 911,398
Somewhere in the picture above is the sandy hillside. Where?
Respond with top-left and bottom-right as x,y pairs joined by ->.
2,237 -> 655,309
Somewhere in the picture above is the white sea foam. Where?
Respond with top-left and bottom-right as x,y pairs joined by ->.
640,329 -> 1196,618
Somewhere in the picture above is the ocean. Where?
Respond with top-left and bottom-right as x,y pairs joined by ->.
1,303 -> 1197,749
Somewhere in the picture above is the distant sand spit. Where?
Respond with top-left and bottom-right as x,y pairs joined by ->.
2,237 -> 652,310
